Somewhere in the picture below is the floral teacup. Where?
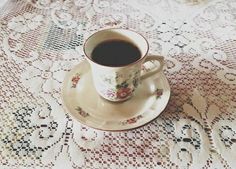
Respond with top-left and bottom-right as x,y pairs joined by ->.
84,28 -> 164,102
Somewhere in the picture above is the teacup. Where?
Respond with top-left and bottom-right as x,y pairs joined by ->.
83,28 -> 164,102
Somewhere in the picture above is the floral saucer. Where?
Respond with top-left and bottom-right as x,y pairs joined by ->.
62,60 -> 171,131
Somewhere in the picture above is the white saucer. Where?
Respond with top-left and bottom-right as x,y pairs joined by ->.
62,60 -> 171,131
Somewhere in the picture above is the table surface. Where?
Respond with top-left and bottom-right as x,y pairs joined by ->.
0,0 -> 236,168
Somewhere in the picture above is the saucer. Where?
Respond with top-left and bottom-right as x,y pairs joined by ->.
62,60 -> 171,131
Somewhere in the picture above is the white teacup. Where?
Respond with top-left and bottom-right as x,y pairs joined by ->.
84,29 -> 164,102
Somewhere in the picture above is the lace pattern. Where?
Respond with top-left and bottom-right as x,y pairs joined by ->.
0,0 -> 235,168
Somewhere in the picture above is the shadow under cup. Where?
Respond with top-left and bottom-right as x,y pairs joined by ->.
83,29 -> 149,102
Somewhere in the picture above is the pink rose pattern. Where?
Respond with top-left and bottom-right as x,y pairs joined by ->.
71,73 -> 80,88
156,88 -> 163,99
99,70 -> 140,101
121,115 -> 143,125
75,107 -> 89,117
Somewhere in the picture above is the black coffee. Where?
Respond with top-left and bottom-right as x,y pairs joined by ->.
91,40 -> 141,66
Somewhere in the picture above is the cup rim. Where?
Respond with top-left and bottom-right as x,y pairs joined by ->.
83,28 -> 149,68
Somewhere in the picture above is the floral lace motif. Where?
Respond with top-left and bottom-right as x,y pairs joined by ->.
0,0 -> 235,168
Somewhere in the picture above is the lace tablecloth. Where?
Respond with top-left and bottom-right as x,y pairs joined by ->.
0,0 -> 235,168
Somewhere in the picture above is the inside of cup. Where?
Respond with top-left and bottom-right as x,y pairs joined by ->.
84,29 -> 148,60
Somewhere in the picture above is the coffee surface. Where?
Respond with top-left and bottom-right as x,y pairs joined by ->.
91,40 -> 141,66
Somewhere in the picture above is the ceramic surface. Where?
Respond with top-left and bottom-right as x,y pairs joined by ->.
83,29 -> 164,102
62,61 -> 171,131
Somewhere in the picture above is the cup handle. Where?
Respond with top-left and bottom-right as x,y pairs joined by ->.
140,55 -> 164,80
